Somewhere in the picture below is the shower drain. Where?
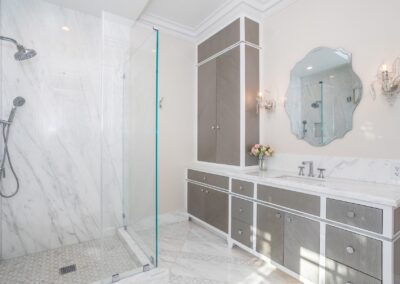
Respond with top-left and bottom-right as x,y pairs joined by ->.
59,264 -> 77,275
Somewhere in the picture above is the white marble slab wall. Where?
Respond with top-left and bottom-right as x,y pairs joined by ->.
0,0 -> 129,259
266,153 -> 400,186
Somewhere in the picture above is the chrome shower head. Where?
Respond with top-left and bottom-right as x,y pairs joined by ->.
0,36 -> 37,61
13,97 -> 26,107
14,45 -> 37,61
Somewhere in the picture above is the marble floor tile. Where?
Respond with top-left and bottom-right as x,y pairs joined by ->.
125,218 -> 301,284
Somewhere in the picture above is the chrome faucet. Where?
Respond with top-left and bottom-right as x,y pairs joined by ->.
302,161 -> 314,177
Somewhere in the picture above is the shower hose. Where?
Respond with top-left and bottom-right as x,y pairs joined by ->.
0,123 -> 20,198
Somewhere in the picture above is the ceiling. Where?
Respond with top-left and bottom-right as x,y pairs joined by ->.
45,0 -> 150,20
142,0 -> 230,29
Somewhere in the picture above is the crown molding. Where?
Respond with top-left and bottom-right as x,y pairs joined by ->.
138,0 -> 298,43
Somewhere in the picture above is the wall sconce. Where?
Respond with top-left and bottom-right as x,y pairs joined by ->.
371,58 -> 400,103
256,91 -> 276,113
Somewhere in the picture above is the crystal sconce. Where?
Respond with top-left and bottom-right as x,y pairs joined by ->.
256,90 -> 276,113
371,58 -> 400,104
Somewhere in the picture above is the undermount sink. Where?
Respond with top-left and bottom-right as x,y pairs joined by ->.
276,175 -> 327,186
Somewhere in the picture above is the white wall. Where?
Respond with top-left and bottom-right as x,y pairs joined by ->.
260,0 -> 400,159
158,33 -> 196,214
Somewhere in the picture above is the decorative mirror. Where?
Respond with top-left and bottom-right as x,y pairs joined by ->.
285,47 -> 362,146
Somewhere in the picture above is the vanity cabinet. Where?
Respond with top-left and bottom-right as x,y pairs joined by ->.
186,168 -> 397,284
197,17 -> 259,167
187,182 -> 228,233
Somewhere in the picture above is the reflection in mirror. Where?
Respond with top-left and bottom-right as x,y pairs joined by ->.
285,47 -> 362,146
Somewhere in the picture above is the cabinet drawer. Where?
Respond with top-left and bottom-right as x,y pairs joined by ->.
326,198 -> 383,234
257,184 -> 320,216
232,179 -> 254,197
231,196 -> 253,224
231,218 -> 253,248
326,225 -> 382,280
325,258 -> 381,284
187,169 -> 229,189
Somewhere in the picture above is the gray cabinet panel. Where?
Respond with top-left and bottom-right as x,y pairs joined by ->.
325,258 -> 381,284
395,238 -> 400,284
198,59 -> 217,163
187,169 -> 229,189
256,204 -> 284,265
284,213 -> 320,284
245,46 -> 259,166
231,196 -> 253,224
326,198 -> 383,233
198,19 -> 240,63
205,188 -> 229,233
232,179 -> 254,198
244,18 -> 259,45
231,218 -> 253,248
394,207 -> 400,235
216,46 -> 240,166
326,225 -> 382,280
257,184 -> 320,216
187,183 -> 206,221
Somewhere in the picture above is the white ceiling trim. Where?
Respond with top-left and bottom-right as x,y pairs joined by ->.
138,0 -> 298,43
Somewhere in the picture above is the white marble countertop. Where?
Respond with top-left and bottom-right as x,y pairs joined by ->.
188,163 -> 400,208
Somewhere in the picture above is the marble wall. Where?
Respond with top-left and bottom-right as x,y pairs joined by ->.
0,0 -> 129,259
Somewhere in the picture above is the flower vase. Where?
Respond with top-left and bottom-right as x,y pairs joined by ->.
258,157 -> 267,171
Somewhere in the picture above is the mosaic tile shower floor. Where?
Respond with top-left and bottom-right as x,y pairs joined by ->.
0,235 -> 141,284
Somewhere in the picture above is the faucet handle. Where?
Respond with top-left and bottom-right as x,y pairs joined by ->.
317,168 -> 326,179
298,166 -> 305,176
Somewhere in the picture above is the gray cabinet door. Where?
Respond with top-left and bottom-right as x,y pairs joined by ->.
256,205 -> 284,265
187,183 -> 206,221
205,188 -> 229,233
198,59 -> 217,163
216,46 -> 240,166
284,213 -> 320,284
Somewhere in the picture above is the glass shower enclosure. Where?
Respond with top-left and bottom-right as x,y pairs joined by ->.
0,0 -> 158,283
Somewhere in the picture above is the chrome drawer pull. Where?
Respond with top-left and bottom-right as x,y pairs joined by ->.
238,230 -> 243,235
347,211 -> 356,218
275,213 -> 281,219
346,246 -> 355,254
202,176 -> 206,181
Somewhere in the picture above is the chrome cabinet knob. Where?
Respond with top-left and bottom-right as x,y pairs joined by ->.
201,188 -> 204,192
205,189 -> 209,194
238,230 -> 243,235
239,208 -> 244,213
211,125 -> 215,130
275,213 -> 281,219
287,217 -> 292,223
239,185 -> 244,191
345,282 -> 353,284
347,211 -> 356,218
216,125 -> 220,130
346,246 -> 355,254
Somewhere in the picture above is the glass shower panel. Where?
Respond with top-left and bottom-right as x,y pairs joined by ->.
101,12 -> 158,282
123,26 -> 159,267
